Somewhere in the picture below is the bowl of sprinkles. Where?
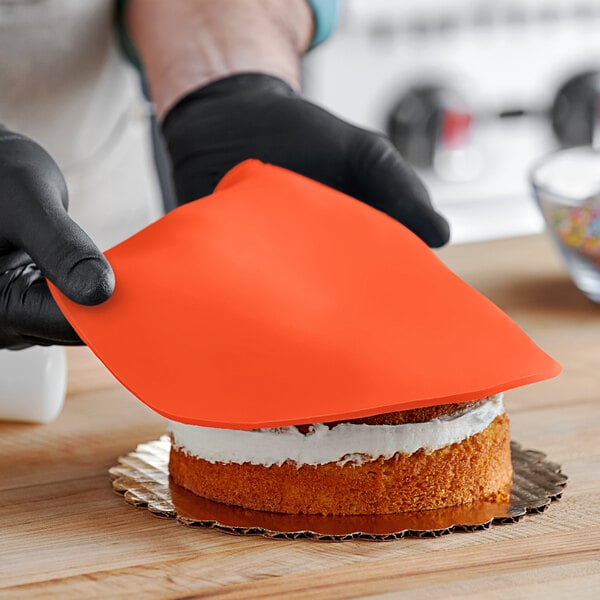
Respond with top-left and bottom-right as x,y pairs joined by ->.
531,146 -> 600,303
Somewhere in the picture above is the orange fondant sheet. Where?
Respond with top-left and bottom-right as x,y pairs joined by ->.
49,160 -> 560,429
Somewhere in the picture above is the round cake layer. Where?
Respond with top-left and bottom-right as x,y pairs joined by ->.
169,413 -> 512,515
168,395 -> 504,467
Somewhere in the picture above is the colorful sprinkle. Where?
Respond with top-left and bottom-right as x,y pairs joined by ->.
547,197 -> 600,266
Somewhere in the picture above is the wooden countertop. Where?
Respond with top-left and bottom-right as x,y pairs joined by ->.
1,234 -> 599,599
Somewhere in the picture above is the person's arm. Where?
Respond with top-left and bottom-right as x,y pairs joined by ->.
127,0 -> 313,118
0,126 -> 114,349
127,0 -> 450,247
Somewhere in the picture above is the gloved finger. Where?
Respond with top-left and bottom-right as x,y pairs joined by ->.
0,266 -> 82,348
19,279 -> 82,345
15,205 -> 114,306
347,131 -> 450,248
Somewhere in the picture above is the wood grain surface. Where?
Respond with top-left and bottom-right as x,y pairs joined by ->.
1,234 -> 599,599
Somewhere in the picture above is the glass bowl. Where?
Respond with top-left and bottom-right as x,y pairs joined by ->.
531,146 -> 600,303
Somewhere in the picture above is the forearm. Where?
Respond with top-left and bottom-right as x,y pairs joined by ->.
126,0 -> 314,118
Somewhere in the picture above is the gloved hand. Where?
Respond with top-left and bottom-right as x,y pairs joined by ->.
0,127 -> 114,349
162,74 -> 450,247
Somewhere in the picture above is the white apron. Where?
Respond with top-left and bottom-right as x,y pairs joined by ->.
0,0 -> 164,421
0,0 -> 163,249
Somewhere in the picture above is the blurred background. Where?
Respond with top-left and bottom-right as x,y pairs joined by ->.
303,0 -> 600,243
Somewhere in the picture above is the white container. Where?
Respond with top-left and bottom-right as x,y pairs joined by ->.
0,346 -> 67,423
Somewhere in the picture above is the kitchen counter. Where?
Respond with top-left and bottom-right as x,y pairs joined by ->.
1,234 -> 599,599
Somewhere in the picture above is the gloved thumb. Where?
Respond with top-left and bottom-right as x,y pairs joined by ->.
18,206 -> 115,305
1,131 -> 114,306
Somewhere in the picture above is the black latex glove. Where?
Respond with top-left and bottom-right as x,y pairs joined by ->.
0,127 -> 114,349
162,73 -> 450,247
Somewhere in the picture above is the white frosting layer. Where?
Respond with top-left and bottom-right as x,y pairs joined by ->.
168,395 -> 504,467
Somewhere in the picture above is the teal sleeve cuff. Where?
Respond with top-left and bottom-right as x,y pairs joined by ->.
308,0 -> 340,48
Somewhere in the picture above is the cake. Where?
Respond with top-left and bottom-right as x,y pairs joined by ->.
47,161 -> 555,516
49,160 -> 559,516
167,393 -> 512,515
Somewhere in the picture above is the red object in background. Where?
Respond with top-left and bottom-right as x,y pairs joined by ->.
439,109 -> 473,150
49,160 -> 560,429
